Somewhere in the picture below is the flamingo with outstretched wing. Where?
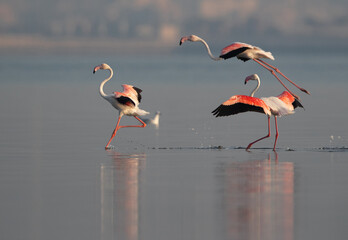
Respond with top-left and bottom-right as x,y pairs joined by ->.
180,35 -> 310,99
212,74 -> 303,151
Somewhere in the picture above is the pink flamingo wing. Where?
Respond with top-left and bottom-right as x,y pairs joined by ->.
276,91 -> 304,109
122,84 -> 143,102
113,84 -> 143,105
114,85 -> 138,106
223,95 -> 268,108
276,91 -> 294,105
212,95 -> 271,117
220,42 -> 253,59
121,84 -> 137,95
113,91 -> 136,107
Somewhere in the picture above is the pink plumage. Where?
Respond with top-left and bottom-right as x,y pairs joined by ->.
179,34 -> 310,98
212,74 -> 303,151
93,63 -> 149,149
220,42 -> 253,57
220,42 -> 274,62
214,95 -> 272,117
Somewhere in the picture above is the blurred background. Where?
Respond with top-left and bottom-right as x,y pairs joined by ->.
1,3 -> 348,240
1,0 -> 348,54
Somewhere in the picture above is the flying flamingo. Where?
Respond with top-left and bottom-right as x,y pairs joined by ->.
93,63 -> 149,149
179,34 -> 310,99
212,74 -> 303,151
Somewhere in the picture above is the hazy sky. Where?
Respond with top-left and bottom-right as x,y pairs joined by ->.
1,0 -> 347,51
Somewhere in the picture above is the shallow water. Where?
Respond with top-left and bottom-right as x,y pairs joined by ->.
1,51 -> 348,240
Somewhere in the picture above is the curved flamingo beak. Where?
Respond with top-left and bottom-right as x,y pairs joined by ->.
244,76 -> 252,84
93,65 -> 101,74
244,74 -> 258,84
179,36 -> 189,45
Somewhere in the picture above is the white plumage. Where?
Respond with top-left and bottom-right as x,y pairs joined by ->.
93,63 -> 149,149
261,97 -> 294,117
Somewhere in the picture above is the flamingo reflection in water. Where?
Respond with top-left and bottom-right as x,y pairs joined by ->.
217,152 -> 294,240
100,152 -> 146,240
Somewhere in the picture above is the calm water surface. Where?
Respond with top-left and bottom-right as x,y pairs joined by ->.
1,51 -> 348,240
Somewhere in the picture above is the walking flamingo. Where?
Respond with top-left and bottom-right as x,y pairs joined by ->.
93,63 -> 149,149
179,35 -> 310,99
212,74 -> 303,151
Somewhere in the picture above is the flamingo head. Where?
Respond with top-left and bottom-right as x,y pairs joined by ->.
93,63 -> 111,73
244,74 -> 260,84
179,35 -> 201,45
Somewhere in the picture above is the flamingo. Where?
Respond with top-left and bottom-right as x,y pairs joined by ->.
179,34 -> 310,99
140,111 -> 161,129
211,74 -> 303,151
93,63 -> 149,149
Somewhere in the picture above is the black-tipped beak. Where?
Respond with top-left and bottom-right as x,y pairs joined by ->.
179,37 -> 187,46
93,65 -> 101,74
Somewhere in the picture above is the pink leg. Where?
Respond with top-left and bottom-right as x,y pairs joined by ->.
257,59 -> 310,95
253,59 -> 300,99
274,151 -> 278,163
117,116 -> 147,129
246,116 -> 271,151
273,116 -> 279,151
105,115 -> 147,149
105,115 -> 123,149
267,152 -> 279,163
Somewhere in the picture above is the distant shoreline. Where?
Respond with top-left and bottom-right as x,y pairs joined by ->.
1,34 -> 347,55
0,34 -> 177,55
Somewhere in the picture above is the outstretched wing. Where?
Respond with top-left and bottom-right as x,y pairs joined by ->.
212,95 -> 271,117
219,42 -> 253,60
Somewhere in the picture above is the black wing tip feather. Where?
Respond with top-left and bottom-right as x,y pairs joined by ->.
212,103 -> 266,117
293,98 -> 304,109
212,105 -> 223,117
212,104 -> 238,117
133,86 -> 143,102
